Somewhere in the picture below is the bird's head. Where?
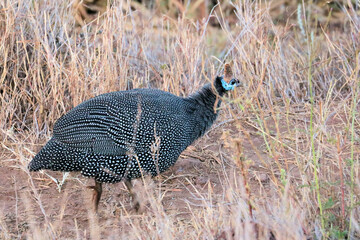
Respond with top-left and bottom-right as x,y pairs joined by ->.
214,63 -> 241,95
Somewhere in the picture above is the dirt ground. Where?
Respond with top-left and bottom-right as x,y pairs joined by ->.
1,108 -> 357,239
0,114 -> 282,239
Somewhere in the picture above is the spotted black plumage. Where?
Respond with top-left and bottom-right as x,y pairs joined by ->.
29,73 -> 240,210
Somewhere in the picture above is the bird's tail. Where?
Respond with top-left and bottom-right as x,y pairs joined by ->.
28,138 -> 85,172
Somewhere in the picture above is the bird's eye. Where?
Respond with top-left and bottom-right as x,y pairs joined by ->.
229,78 -> 240,85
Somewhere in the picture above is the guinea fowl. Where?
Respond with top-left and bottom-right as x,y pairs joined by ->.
29,64 -> 240,211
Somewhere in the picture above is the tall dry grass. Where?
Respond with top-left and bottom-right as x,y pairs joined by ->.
0,0 -> 359,239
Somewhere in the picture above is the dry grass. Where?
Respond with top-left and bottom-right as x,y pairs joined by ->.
1,0 -> 359,239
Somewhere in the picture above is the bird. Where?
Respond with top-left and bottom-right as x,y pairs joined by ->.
28,63 -> 240,211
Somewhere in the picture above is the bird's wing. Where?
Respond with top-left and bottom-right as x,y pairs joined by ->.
53,94 -> 139,155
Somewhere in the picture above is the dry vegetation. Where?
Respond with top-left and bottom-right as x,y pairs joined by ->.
1,0 -> 360,239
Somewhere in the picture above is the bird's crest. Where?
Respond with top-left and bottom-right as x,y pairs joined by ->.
223,63 -> 233,83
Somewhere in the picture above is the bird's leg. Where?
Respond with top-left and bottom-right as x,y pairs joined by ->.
124,179 -> 140,212
87,181 -> 102,212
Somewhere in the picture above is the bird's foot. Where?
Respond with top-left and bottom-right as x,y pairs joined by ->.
132,196 -> 141,213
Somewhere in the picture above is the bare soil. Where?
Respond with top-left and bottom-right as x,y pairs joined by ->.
1,108 -> 357,239
0,117 -> 276,239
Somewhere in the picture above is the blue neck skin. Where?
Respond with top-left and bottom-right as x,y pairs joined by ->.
221,79 -> 235,91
